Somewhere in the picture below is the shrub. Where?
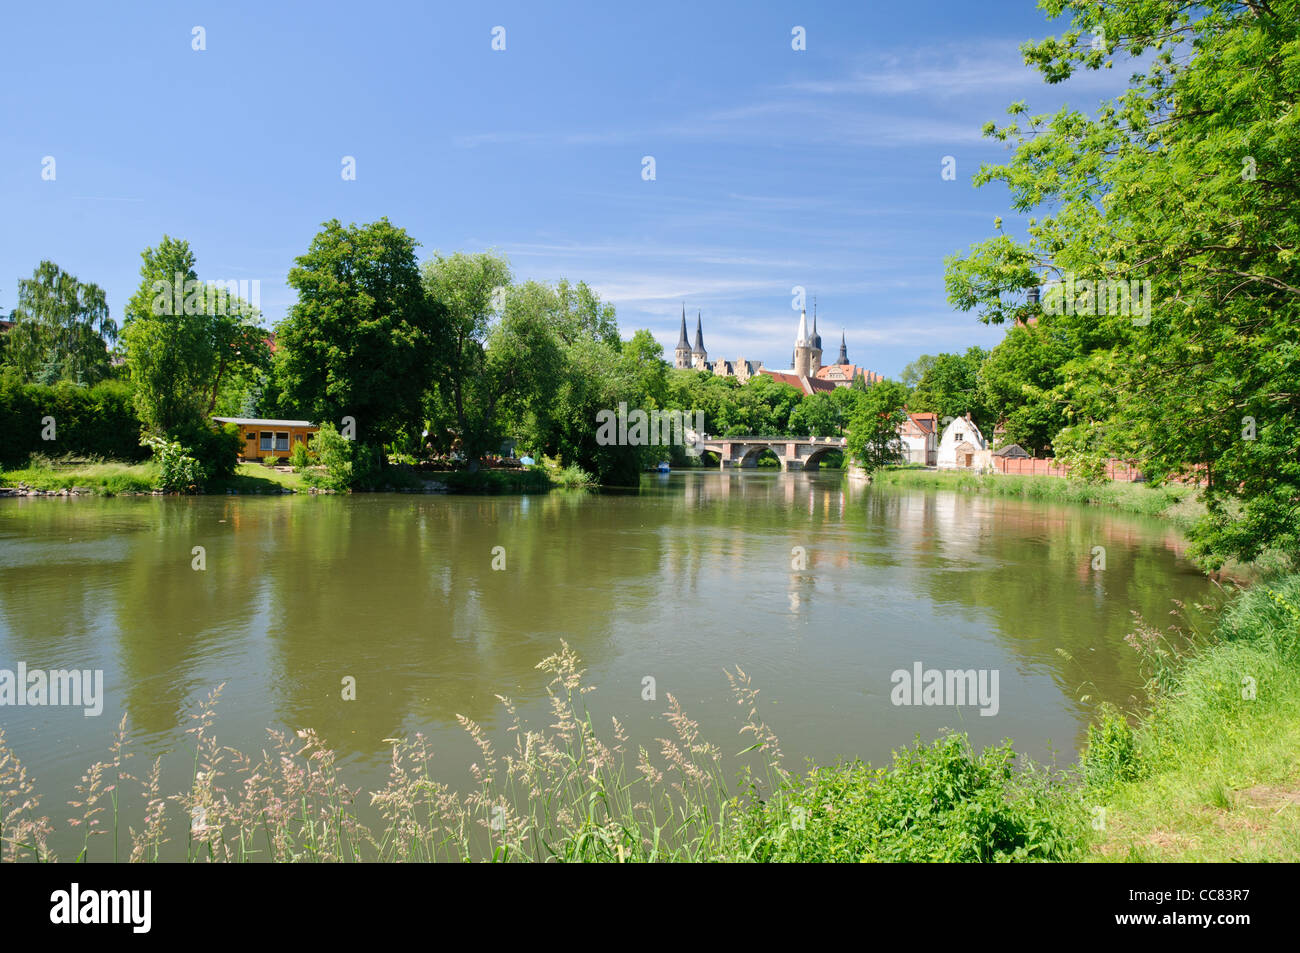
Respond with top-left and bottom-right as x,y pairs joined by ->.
171,421 -> 241,481
1081,706 -> 1141,790
735,733 -> 1084,862
288,440 -> 311,470
0,379 -> 147,467
305,422 -> 360,491
141,435 -> 205,493
553,464 -> 595,487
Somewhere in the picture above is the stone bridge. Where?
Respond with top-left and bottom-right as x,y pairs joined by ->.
691,434 -> 849,470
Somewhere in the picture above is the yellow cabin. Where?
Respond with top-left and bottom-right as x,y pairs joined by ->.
212,417 -> 319,463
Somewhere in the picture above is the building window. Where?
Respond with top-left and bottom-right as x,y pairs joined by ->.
260,432 -> 272,451
295,433 -> 307,443
275,432 -> 289,452
245,432 -> 257,441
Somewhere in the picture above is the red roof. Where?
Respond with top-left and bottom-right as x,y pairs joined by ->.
901,412 -> 937,436
760,370 -> 841,395
815,363 -> 883,385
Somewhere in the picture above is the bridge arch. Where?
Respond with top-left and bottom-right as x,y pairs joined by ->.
738,444 -> 782,468
801,444 -> 845,471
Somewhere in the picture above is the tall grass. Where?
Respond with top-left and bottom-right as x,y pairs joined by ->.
0,644 -> 1080,863
1081,574 -> 1300,860
0,458 -> 159,495
872,468 -> 1199,523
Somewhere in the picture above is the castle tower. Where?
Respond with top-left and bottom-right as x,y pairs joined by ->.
691,311 -> 708,369
674,304 -> 691,369
809,301 -> 823,373
836,329 -> 848,365
793,308 -> 811,378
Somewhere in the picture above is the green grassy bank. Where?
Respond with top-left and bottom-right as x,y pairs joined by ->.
0,460 -> 306,495
0,458 -> 585,496
1080,576 -> 1300,861
872,466 -> 1203,526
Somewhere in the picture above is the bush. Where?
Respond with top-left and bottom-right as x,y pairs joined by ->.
288,440 -> 311,470
171,421 -> 241,481
304,422 -> 381,491
553,464 -> 595,487
141,435 -> 205,493
0,379 -> 147,467
1081,706 -> 1141,790
736,733 -> 1084,862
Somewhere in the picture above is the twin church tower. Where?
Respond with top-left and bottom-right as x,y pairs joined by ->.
673,303 -> 851,381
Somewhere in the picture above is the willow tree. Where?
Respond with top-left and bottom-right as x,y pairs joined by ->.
944,0 -> 1300,567
5,261 -> 115,384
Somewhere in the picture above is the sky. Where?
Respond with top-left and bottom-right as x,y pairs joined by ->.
0,0 -> 1138,378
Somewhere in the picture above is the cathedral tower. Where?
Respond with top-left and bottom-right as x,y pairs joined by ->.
691,311 -> 708,369
793,307 -> 812,377
809,301 -> 823,373
674,304 -> 691,369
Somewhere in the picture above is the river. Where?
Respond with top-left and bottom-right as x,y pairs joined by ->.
0,470 -> 1219,859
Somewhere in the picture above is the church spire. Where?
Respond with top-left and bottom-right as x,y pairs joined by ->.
677,303 -> 689,349
692,311 -> 706,354
837,329 -> 848,364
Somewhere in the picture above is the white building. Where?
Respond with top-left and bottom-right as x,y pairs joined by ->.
898,412 -> 939,466
936,413 -> 988,470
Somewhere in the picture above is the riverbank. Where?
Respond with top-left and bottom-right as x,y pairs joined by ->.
0,459 -> 587,496
872,466 -> 1204,526
1080,574 -> 1300,861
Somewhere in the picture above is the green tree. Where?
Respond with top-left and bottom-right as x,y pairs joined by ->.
944,0 -> 1300,567
122,236 -> 266,436
978,320 -> 1074,454
846,380 -> 909,474
420,251 -> 514,458
789,391 -> 840,437
277,219 -> 436,449
6,261 -> 115,384
907,347 -> 992,432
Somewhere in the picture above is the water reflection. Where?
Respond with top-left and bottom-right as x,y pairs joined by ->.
0,473 -> 1220,859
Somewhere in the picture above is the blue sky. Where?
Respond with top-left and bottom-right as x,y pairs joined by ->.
0,0 -> 1135,377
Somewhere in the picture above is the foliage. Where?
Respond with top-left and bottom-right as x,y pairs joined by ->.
737,734 -> 1084,862
0,379 -> 148,468
172,421 -> 242,482
846,379 -> 910,473
276,219 -> 436,448
288,439 -> 311,470
304,422 -> 357,491
4,261 -> 116,385
141,434 -> 206,493
121,235 -> 267,436
944,0 -> 1300,568
1080,706 -> 1141,791
977,319 -> 1073,454
906,347 -> 992,434
553,464 -> 595,487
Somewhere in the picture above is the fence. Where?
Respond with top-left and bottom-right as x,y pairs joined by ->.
989,455 -> 1144,482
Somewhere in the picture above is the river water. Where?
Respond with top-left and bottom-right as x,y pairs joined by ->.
0,471 -> 1218,859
